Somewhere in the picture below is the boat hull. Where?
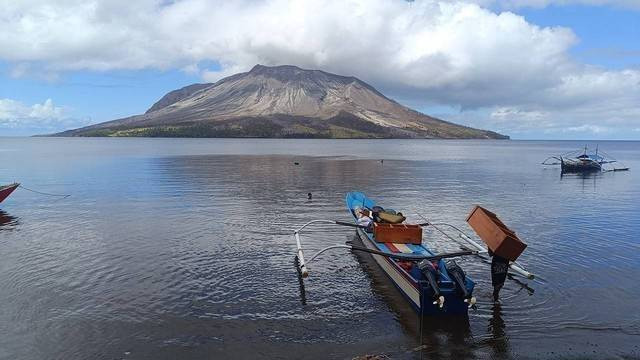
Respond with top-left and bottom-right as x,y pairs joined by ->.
561,157 -> 601,173
0,183 -> 19,204
346,192 -> 473,316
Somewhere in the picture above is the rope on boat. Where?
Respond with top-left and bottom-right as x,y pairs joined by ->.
541,156 -> 562,165
18,185 -> 70,198
597,150 -> 630,171
597,149 -> 616,161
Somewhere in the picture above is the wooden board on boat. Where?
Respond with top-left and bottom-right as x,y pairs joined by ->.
373,223 -> 422,244
466,206 -> 526,261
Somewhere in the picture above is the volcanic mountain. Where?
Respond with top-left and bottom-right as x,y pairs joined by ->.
57,65 -> 507,139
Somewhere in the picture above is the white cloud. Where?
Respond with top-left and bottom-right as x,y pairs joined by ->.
491,107 -> 547,123
473,67 -> 640,137
0,98 -> 63,122
0,0 -> 582,106
0,0 -> 639,137
473,0 -> 640,10
563,124 -> 611,133
0,98 -> 90,135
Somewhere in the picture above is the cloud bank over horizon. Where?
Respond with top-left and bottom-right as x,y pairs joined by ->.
0,0 -> 638,138
0,98 -> 91,136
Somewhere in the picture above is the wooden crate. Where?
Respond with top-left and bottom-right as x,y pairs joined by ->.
466,206 -> 527,261
373,223 -> 422,244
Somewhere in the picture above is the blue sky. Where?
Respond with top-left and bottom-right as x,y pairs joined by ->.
0,64 -> 204,129
1,1 -> 639,139
519,4 -> 639,69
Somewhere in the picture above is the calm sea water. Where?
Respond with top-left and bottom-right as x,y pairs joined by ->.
1,138 -> 639,360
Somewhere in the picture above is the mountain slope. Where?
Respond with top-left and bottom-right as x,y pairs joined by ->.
145,83 -> 212,114
57,65 -> 507,139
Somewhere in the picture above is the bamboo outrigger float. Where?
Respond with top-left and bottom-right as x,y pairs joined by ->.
293,192 -> 534,317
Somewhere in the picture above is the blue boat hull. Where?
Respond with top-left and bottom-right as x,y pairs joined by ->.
346,192 -> 474,316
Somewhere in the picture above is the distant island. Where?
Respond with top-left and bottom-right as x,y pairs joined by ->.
54,65 -> 508,139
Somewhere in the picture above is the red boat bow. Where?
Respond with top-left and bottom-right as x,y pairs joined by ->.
0,183 -> 19,203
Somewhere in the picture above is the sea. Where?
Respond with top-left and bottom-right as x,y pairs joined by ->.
1,138 -> 639,359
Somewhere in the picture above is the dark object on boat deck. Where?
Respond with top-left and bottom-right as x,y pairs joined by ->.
490,250 -> 509,301
466,205 -> 527,261
0,183 -> 19,204
377,211 -> 406,224
294,162 -> 300,165
371,205 -> 384,212
307,192 -> 312,200
380,159 -> 384,164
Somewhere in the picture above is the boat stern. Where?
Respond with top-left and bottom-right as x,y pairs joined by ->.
419,278 -> 475,316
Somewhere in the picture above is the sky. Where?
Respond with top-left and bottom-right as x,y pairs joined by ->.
0,0 -> 638,139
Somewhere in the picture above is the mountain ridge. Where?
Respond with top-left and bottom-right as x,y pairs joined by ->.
55,64 -> 508,139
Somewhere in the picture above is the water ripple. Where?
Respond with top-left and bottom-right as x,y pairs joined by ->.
1,139 -> 640,359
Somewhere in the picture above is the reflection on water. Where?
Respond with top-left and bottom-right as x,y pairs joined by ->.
0,210 -> 18,230
418,317 -> 473,360
347,233 -> 474,359
507,274 -> 535,296
560,170 -> 602,192
0,138 -> 639,359
487,304 -> 509,359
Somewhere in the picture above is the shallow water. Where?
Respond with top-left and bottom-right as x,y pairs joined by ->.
1,138 -> 639,359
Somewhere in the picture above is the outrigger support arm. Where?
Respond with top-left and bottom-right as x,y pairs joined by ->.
308,245 -> 476,262
541,156 -> 562,165
293,219 -> 366,234
415,214 -> 535,280
294,220 -> 339,278
293,219 -> 477,279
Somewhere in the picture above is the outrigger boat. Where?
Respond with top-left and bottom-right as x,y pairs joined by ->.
293,192 -> 534,317
0,183 -> 19,204
542,145 -> 629,173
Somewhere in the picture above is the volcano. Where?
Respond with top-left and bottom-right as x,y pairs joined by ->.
57,64 -> 507,139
